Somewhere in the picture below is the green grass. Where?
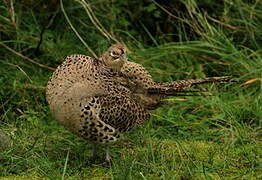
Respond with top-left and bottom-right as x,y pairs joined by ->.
0,0 -> 261,179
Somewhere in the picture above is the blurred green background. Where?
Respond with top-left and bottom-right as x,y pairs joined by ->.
0,0 -> 261,179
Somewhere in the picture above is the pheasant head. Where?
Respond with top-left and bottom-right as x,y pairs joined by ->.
100,45 -> 128,71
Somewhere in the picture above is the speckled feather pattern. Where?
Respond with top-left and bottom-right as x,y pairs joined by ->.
46,50 -> 150,144
46,45 -> 233,145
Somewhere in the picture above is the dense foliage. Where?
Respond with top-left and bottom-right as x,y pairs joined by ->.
0,0 -> 261,179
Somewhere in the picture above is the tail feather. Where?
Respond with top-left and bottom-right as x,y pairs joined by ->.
148,76 -> 236,95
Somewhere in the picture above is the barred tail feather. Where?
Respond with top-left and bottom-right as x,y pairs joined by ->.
148,76 -> 235,95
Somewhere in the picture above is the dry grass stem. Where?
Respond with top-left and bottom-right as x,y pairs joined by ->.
0,42 -> 55,71
60,0 -> 98,58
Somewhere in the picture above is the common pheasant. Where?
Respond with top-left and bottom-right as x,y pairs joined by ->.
46,44 -> 233,164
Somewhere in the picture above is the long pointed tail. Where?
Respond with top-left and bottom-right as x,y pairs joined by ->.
147,76 -> 236,95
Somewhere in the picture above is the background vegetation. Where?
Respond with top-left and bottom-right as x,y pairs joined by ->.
0,0 -> 261,179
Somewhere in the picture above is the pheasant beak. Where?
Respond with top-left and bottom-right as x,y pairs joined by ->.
119,54 -> 128,62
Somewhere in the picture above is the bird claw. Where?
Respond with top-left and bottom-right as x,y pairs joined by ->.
102,158 -> 112,168
91,157 -> 112,168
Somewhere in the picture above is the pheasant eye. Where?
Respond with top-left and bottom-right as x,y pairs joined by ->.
110,51 -> 119,59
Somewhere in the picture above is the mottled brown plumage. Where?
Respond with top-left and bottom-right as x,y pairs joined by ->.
46,44 -> 233,164
119,61 -> 232,110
